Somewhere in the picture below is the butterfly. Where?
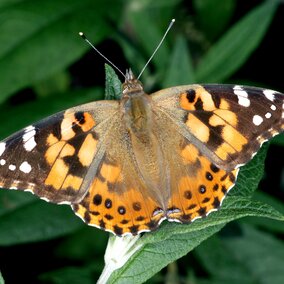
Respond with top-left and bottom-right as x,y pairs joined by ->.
0,69 -> 283,236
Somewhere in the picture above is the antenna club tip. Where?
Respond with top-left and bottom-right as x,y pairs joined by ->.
79,32 -> 86,39
171,19 -> 176,22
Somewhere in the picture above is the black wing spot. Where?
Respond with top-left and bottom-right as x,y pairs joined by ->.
105,198 -> 112,209
184,190 -> 192,199
187,204 -> 197,210
210,164 -> 220,173
206,172 -> 213,181
75,111 -> 86,124
197,207 -> 206,216
212,197 -> 221,208
213,184 -> 219,191
118,206 -> 126,215
104,214 -> 113,220
99,219 -> 106,229
133,202 -> 142,211
113,225 -> 123,236
199,185 -> 206,194
186,89 -> 196,102
93,194 -> 102,205
129,225 -> 139,235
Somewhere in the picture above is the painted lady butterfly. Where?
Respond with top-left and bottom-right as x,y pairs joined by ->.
0,69 -> 283,236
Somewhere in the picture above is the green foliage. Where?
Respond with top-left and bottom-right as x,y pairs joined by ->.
0,0 -> 283,283
195,1 -> 277,82
195,224 -> 284,284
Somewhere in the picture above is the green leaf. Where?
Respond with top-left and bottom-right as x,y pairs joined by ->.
124,1 -> 180,74
105,64 -> 123,100
163,35 -> 195,87
0,271 -> 4,284
229,143 -> 268,197
195,224 -> 284,283
0,196 -> 83,246
55,227 -> 108,261
272,133 -> 284,147
39,263 -> 100,284
0,0 -> 122,102
195,1 -> 278,82
193,0 -> 236,40
244,191 -> 284,233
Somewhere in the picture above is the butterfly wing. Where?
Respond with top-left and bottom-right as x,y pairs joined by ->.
0,100 -> 119,204
152,84 -> 284,171
145,84 -> 283,225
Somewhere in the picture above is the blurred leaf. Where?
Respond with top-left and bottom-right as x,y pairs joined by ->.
0,0 -> 122,102
195,224 -> 284,284
125,2 -> 178,75
243,191 -> 284,233
39,263 -> 101,284
55,227 -> 108,261
0,271 -> 3,284
196,1 -> 277,82
0,198 -> 84,245
33,70 -> 71,98
193,0 -> 236,40
271,133 -> 284,147
105,64 -> 123,100
163,35 -> 195,87
0,190 -> 35,217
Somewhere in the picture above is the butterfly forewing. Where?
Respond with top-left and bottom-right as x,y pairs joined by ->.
152,84 -> 284,171
0,100 -> 119,204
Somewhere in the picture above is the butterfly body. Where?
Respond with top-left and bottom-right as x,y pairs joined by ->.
0,70 -> 283,235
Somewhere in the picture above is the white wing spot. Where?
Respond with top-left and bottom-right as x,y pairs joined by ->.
0,159 -> 6,165
253,115 -> 263,126
8,164 -> 16,171
23,126 -> 37,151
19,161 -> 32,173
265,112 -> 272,119
0,143 -> 6,156
233,85 -> 248,96
271,105 -> 276,111
238,96 -> 250,107
263,89 -> 276,101
233,85 -> 250,107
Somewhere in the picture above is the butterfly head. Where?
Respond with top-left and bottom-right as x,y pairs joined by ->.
122,69 -> 144,98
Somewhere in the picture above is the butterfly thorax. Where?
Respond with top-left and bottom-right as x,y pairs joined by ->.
122,69 -> 154,136
121,71 -> 169,205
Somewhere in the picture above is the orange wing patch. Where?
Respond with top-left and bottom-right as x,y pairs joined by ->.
44,111 -> 97,193
179,85 -> 248,164
73,160 -> 164,235
168,142 -> 238,222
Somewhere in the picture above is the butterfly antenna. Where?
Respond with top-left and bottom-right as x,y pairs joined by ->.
137,19 -> 175,80
79,32 -> 126,79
